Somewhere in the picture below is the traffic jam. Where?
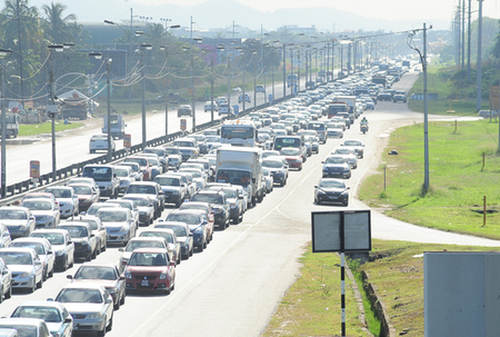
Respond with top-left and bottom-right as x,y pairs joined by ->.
0,63 -> 408,336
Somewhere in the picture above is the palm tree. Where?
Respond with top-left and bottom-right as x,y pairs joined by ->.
42,2 -> 76,43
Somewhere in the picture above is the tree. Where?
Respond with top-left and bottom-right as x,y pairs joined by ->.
493,20 -> 500,58
41,2 -> 77,43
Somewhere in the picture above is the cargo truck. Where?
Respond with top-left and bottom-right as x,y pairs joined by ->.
102,114 -> 126,140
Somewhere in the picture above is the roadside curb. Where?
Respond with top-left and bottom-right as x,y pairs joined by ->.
361,270 -> 396,337
345,264 -> 374,337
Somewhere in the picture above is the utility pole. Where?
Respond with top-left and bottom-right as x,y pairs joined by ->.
467,0 -> 472,79
282,44 -> 286,98
47,45 -> 63,181
290,48 -> 294,96
461,0 -> 465,71
16,0 -> 24,107
297,49 -> 301,92
210,56 -> 214,121
190,16 -> 196,132
423,23 -> 430,193
347,43 -> 351,74
332,40 -> 335,80
141,49 -> 146,149
105,59 -> 112,161
476,0 -> 483,111
0,50 -> 12,198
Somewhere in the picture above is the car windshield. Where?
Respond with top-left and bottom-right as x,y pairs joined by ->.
164,148 -> 179,155
70,185 -> 92,194
98,210 -> 127,222
82,166 -> 112,182
319,180 -> 346,189
326,157 -> 346,164
219,188 -> 237,198
31,232 -> 64,245
12,306 -> 62,322
0,325 -> 36,337
126,240 -> 164,252
262,160 -> 283,169
344,140 -> 361,146
126,158 -> 148,167
168,157 -> 180,164
74,266 -> 117,280
280,148 -> 301,156
181,170 -> 201,178
0,252 -> 32,265
114,168 -> 129,177
22,200 -> 52,210
87,204 -> 112,216
127,185 -> 156,194
160,225 -> 187,238
215,169 -> 251,186
106,201 -> 132,211
335,148 -> 353,154
0,209 -> 27,219
192,193 -> 222,204
155,177 -> 180,186
141,232 -> 174,243
128,252 -> 167,266
166,213 -> 201,225
123,197 -> 151,207
74,220 -> 98,230
58,226 -> 88,238
174,141 -> 194,147
56,288 -> 103,303
47,189 -> 72,198
11,242 -> 45,255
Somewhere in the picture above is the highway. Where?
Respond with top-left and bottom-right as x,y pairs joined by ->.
4,78 -> 293,186
0,72 -> 498,337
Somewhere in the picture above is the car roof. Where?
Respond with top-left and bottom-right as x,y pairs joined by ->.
96,207 -> 128,213
60,283 -> 106,291
0,247 -> 36,254
169,209 -> 206,216
129,181 -> 157,186
130,248 -> 169,254
0,317 -> 46,326
0,206 -> 29,212
11,237 -> 50,245
31,229 -> 68,235
22,198 -> 53,203
14,300 -> 66,310
128,237 -> 166,243
76,262 -> 117,269
153,221 -> 187,228
58,222 -> 90,228
140,228 -> 175,235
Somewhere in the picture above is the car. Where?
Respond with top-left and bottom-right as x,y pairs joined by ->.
170,172 -> 197,199
261,168 -> 274,193
53,284 -> 114,336
0,207 -> 36,239
126,182 -> 163,217
238,93 -> 250,103
191,190 -> 229,229
0,248 -> 43,292
393,94 -> 407,103
279,147 -> 304,170
104,199 -> 139,229
66,177 -> 100,194
139,228 -> 181,264
124,248 -> 176,294
322,160 -> 351,179
97,207 -> 135,246
68,263 -> 126,310
178,201 -> 215,240
9,238 -> 54,281
154,174 -> 188,208
341,139 -> 365,158
89,134 -> 116,154
314,178 -> 350,206
334,146 -> 361,159
118,237 -> 168,272
82,164 -> 120,198
84,202 -> 115,217
255,84 -> 266,93
57,223 -> 97,262
0,225 -> 11,249
204,101 -> 218,112
45,186 -> 79,219
0,318 -> 51,337
72,215 -> 107,254
10,301 -> 73,337
118,162 -> 144,182
327,129 -> 344,139
20,199 -> 60,230
165,210 -> 208,252
0,258 -> 12,302
113,165 -> 135,195
67,183 -> 99,212
167,155 -> 182,171
121,194 -> 155,226
153,222 -> 193,260
261,157 -> 288,187
207,186 -> 243,224
177,104 -> 192,117
179,168 -> 206,192
30,229 -> 75,272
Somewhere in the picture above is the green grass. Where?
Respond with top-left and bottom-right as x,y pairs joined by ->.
408,64 -> 494,115
262,244 -> 370,337
359,119 -> 500,239
358,240 -> 500,337
19,121 -> 83,137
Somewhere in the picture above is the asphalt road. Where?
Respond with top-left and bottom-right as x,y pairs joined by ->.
1,72 -> 498,337
4,76 -> 296,186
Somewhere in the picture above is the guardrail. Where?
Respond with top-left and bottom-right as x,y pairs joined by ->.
1,96 -> 287,204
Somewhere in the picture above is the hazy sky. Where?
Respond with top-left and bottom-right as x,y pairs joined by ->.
130,0 -> 500,21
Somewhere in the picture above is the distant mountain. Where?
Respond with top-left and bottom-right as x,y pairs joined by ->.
29,0 -> 449,31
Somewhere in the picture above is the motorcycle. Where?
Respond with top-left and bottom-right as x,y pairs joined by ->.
360,123 -> 368,134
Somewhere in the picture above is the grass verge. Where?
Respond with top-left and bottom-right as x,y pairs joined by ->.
359,119 -> 500,239
262,244 -> 369,337
19,121 -> 83,137
357,239 -> 500,337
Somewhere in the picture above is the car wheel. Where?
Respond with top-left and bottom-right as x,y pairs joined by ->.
42,267 -> 47,281
106,315 -> 113,332
30,277 -> 36,293
49,267 -> 54,278
114,300 -> 120,311
37,275 -> 43,289
120,292 -> 125,306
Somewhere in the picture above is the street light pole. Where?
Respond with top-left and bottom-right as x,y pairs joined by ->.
476,0 -> 483,112
282,44 -> 286,98
0,49 -> 12,198
139,43 -> 152,149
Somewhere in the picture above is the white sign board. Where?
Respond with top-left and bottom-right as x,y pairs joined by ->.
311,210 -> 371,253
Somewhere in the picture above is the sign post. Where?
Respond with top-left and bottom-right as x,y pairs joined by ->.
123,134 -> 131,149
180,119 -> 187,132
30,160 -> 40,186
311,210 -> 372,337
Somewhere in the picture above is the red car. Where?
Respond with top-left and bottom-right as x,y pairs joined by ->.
124,248 -> 176,294
280,148 -> 303,170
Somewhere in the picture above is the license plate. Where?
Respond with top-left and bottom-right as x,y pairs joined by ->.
141,280 -> 149,287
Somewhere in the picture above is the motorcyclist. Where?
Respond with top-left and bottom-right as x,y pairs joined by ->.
361,117 -> 368,126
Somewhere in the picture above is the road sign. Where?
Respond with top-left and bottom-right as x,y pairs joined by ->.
180,119 -> 187,131
311,210 -> 371,253
30,160 -> 40,179
123,134 -> 131,148
490,86 -> 500,111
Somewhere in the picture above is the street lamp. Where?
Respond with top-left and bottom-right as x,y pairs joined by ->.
138,42 -> 152,150
89,52 -> 113,161
0,48 -> 12,198
47,44 -> 65,181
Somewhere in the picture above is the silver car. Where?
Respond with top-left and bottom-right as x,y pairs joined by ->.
45,186 -> 79,219
97,207 -> 135,246
139,229 -> 181,265
21,199 -> 60,229
118,237 -> 168,272
9,238 -> 55,281
54,284 -> 114,336
0,207 -> 36,239
10,301 -> 73,337
0,257 -> 12,302
0,318 -> 51,337
0,248 -> 43,293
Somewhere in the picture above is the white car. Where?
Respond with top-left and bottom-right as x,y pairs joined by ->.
89,134 -> 116,154
45,186 -> 79,219
204,101 -> 218,112
10,301 -> 73,337
0,248 -> 44,293
10,237 -> 55,281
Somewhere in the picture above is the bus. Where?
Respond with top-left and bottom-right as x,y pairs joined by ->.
220,120 -> 257,147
